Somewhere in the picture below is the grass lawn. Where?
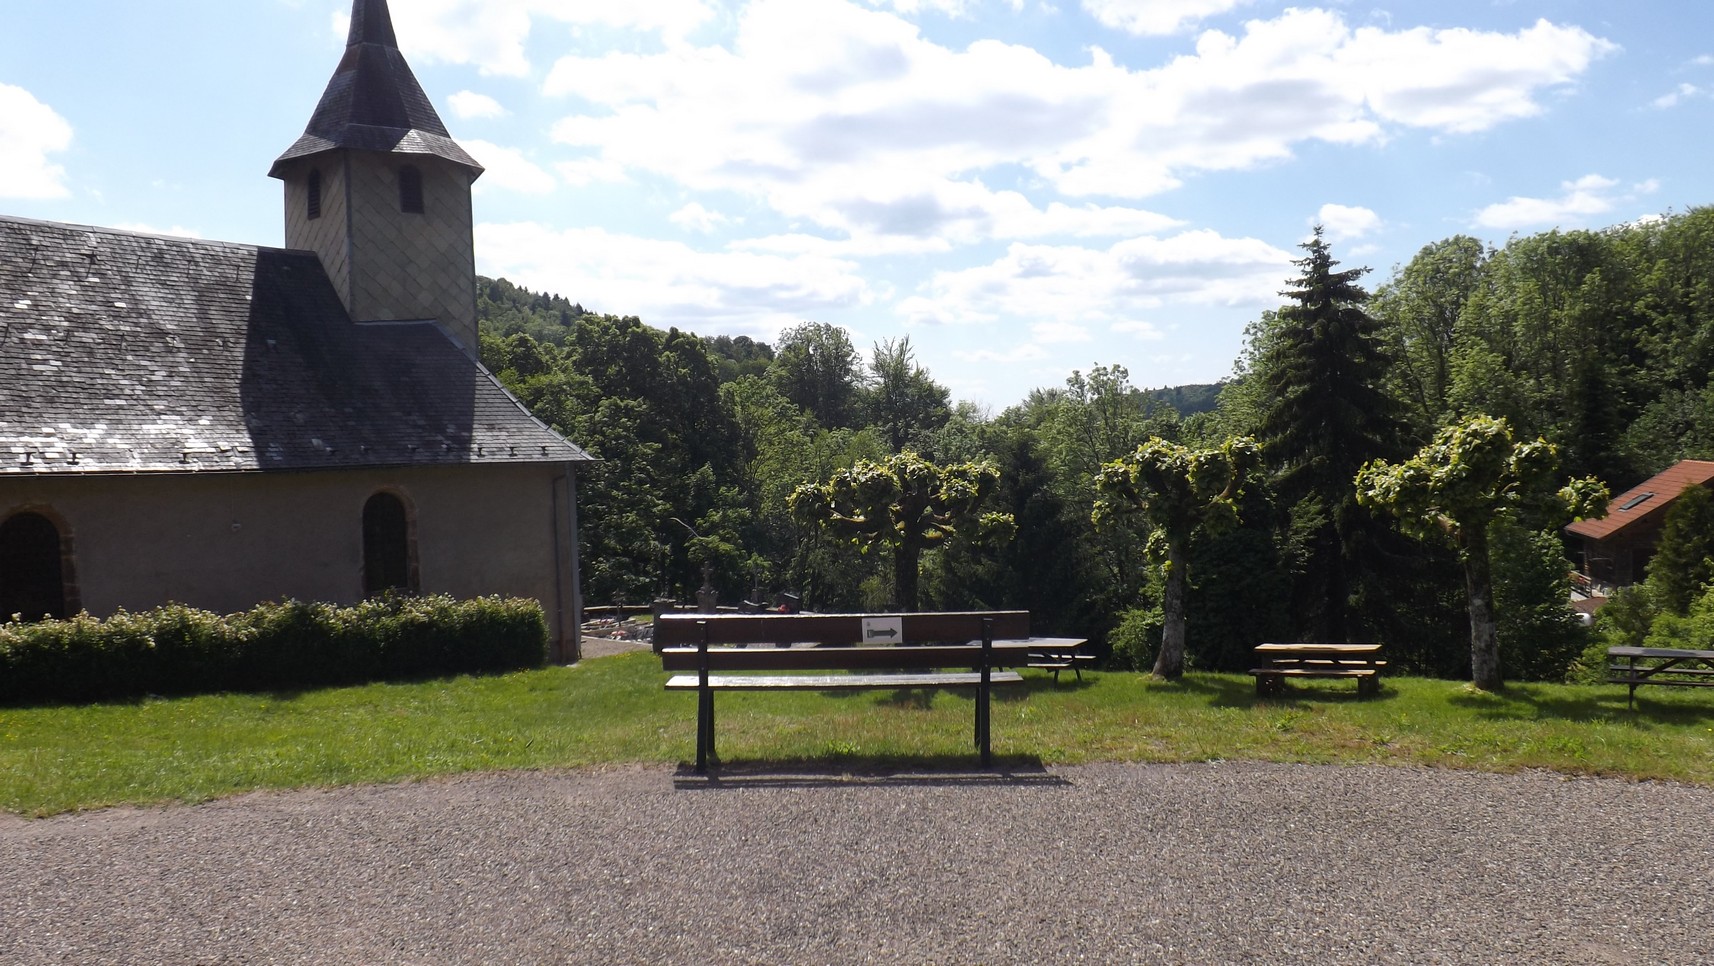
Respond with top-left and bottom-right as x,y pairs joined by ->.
3,649 -> 1713,816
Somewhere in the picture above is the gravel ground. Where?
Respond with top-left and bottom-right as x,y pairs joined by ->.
3,761 -> 1711,965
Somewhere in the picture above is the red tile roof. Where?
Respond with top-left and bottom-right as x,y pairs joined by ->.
1566,460 -> 1714,542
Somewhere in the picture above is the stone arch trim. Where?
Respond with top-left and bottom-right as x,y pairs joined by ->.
361,487 -> 420,597
0,504 -> 80,620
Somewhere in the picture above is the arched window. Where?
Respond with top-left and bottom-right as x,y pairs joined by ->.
306,168 -> 323,220
398,165 -> 424,214
362,492 -> 415,597
0,511 -> 69,621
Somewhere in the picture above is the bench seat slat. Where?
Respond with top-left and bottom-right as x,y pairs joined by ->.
1608,676 -> 1714,688
666,671 -> 1024,691
1607,665 -> 1714,676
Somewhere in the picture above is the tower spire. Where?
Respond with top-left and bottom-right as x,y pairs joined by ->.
269,0 -> 481,179
347,0 -> 399,48
268,0 -> 483,349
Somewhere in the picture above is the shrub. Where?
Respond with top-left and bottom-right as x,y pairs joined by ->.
1489,515 -> 1588,681
1107,606 -> 1163,672
0,595 -> 548,706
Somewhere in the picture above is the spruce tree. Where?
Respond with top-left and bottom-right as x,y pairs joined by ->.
1649,483 -> 1714,615
1257,227 -> 1402,641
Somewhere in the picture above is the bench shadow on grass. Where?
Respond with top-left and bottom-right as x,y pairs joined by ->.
672,755 -> 1067,790
1447,682 -> 1714,725
1170,673 -> 1400,710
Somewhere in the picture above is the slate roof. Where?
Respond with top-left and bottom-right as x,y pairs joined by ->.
1565,460 -> 1714,542
0,215 -> 590,475
269,0 -> 482,179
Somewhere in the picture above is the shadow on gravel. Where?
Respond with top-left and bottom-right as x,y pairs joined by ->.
672,760 -> 1070,790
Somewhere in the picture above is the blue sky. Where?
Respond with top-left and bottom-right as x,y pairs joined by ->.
4,0 -> 1710,409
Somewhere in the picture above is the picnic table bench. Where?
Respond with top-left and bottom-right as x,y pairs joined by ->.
657,611 -> 1080,772
1608,646 -> 1714,709
1251,642 -> 1386,697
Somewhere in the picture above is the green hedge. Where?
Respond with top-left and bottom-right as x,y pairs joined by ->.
0,595 -> 549,706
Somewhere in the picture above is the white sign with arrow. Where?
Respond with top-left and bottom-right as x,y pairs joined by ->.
861,617 -> 904,645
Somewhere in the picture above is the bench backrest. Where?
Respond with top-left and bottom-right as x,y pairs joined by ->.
655,610 -> 1029,648
657,611 -> 1031,673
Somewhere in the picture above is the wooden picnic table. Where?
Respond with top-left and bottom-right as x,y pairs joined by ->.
1251,642 -> 1386,697
986,637 -> 1093,683
1607,645 -> 1714,709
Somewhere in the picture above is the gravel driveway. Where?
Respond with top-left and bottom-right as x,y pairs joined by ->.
3,761 -> 1709,965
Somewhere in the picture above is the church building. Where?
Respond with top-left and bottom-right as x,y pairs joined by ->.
0,0 -> 595,660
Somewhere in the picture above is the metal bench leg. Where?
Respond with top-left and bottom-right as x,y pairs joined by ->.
976,687 -> 991,765
696,688 -> 715,772
978,619 -> 994,765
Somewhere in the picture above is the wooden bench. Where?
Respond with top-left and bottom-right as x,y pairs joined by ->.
1608,646 -> 1714,709
1251,643 -> 1386,697
658,611 -> 1038,772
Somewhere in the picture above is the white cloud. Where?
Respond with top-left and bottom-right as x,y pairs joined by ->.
347,0 -> 719,77
1652,83 -> 1707,109
541,0 -> 1617,257
475,221 -> 875,334
1346,19 -> 1618,132
448,91 -> 509,120
1473,174 -> 1659,230
1317,204 -> 1382,241
462,140 -> 558,194
1032,321 -> 1094,343
956,344 -> 1050,364
554,156 -> 630,187
897,230 -> 1292,327
865,0 -> 979,15
669,202 -> 731,234
0,84 -> 73,200
1082,0 -> 1250,36
1110,319 -> 1165,340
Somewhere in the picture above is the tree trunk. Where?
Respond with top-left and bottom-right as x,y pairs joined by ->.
1462,526 -> 1503,691
894,541 -> 921,612
1153,543 -> 1188,680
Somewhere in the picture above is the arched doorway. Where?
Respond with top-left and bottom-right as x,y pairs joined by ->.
362,491 -> 415,597
0,511 -> 69,621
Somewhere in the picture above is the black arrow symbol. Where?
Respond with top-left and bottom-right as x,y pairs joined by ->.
866,628 -> 899,641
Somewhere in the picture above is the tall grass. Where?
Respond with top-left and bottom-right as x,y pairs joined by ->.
2,651 -> 1711,816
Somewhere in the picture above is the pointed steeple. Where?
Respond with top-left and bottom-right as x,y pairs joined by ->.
269,0 -> 481,179
269,0 -> 483,349
346,0 -> 399,48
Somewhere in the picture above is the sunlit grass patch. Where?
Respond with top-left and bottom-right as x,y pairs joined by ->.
3,651 -> 1712,817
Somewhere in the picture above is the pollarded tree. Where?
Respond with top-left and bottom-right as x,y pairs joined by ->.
788,451 -> 1013,611
1355,415 -> 1607,691
1093,436 -> 1262,680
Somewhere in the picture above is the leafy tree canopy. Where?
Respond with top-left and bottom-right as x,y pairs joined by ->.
789,452 -> 1012,611
1356,415 -> 1607,689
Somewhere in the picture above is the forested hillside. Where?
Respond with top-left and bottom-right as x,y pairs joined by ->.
477,207 -> 1714,684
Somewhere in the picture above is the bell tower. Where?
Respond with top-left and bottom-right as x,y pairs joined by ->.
269,0 -> 485,350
